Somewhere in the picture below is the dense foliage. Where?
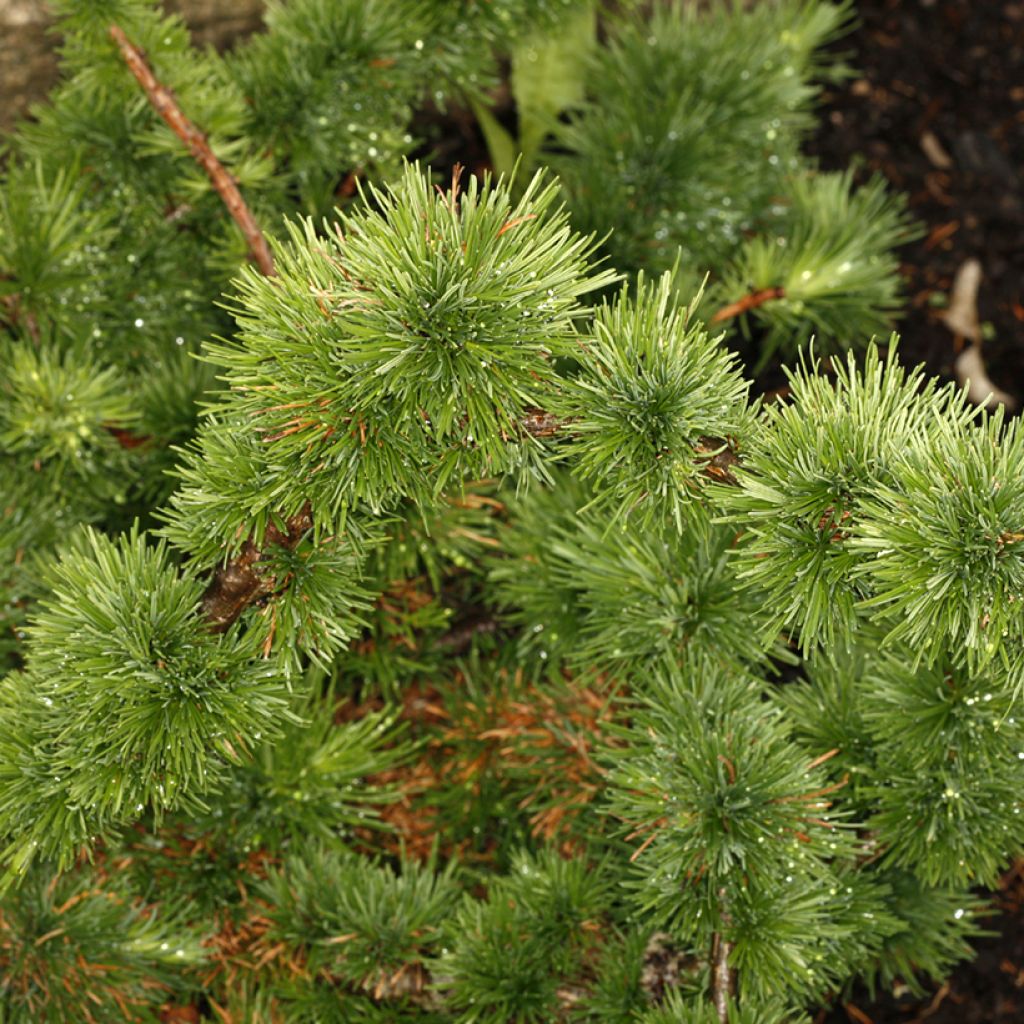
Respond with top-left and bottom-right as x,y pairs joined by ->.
0,1 -> 1019,1022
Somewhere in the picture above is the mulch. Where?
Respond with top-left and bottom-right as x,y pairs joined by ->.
807,0 -> 1024,408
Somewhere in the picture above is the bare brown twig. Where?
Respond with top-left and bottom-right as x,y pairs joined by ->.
108,23 -> 299,631
109,24 -> 275,277
517,407 -> 568,439
710,286 -> 786,325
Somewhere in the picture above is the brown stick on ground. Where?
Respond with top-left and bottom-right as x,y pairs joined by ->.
109,23 -> 275,277
201,504 -> 314,632
710,286 -> 785,325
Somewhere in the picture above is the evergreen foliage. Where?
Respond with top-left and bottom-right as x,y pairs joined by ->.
261,846 -> 459,998
0,0 -> 1020,1021
716,344 -> 975,652
553,275 -> 754,530
0,864 -> 205,1022
553,0 -> 916,359
719,170 -> 912,358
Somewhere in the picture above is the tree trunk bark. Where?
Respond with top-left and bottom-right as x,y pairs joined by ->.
0,0 -> 265,132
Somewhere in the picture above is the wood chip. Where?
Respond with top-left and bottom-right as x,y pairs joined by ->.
941,258 -> 983,343
921,130 -> 954,168
941,259 -> 1016,408
955,344 -> 1018,410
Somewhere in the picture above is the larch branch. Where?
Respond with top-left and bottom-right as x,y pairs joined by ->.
109,24 -> 276,277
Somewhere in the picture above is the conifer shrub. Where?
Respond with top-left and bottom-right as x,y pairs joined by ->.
0,1 -> 1019,1021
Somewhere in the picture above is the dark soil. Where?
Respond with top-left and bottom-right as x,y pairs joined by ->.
810,2 -> 1024,1021
806,0 -> 1024,408
817,866 -> 1024,1024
